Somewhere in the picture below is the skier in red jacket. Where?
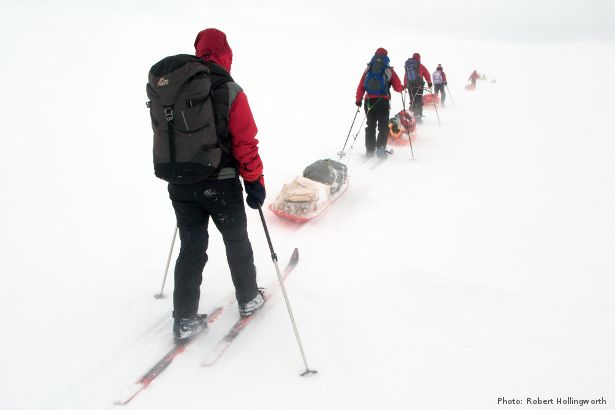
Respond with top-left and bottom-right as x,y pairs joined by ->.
167,28 -> 266,344
355,48 -> 403,158
404,53 -> 432,122
468,70 -> 480,86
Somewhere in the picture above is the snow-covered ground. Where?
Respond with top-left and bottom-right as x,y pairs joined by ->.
1,2 -> 613,409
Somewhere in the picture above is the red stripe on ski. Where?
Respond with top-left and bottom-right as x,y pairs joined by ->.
201,248 -> 299,367
113,306 -> 224,405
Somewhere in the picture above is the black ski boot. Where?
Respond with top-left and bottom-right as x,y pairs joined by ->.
239,290 -> 265,317
173,314 -> 208,344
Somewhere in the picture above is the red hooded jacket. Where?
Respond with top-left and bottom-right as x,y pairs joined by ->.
194,29 -> 263,184
355,48 -> 403,103
404,53 -> 432,88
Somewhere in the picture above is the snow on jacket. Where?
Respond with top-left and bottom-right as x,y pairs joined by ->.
194,28 -> 263,183
404,52 -> 432,88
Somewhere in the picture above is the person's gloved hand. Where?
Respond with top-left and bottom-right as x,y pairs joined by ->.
355,100 -> 362,107
244,176 -> 266,209
427,83 -> 433,89
444,82 -> 448,86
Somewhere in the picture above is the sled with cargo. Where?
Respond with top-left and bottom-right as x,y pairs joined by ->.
270,159 -> 349,223
387,110 -> 417,146
422,93 -> 440,107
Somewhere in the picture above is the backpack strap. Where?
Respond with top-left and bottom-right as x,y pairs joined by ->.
212,81 -> 243,155
164,105 -> 176,162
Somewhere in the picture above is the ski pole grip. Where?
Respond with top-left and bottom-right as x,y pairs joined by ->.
257,206 -> 278,262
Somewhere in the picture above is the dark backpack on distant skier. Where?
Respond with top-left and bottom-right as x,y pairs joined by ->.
147,54 -> 222,184
405,58 -> 421,86
364,55 -> 391,96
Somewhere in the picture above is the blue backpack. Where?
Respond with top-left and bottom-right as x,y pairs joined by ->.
405,58 -> 421,86
364,55 -> 390,95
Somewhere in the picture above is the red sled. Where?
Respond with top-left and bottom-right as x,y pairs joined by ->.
465,83 -> 476,91
270,159 -> 348,223
388,110 -> 417,146
422,93 -> 440,107
269,178 -> 348,222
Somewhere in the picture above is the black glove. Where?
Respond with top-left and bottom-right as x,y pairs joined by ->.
444,82 -> 448,86
427,83 -> 433,89
355,100 -> 362,107
244,178 -> 266,209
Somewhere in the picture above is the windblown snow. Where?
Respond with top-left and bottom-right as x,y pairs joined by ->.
1,1 -> 613,409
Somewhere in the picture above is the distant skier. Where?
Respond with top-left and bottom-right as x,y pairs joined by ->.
468,70 -> 480,86
164,28 -> 267,344
404,53 -> 432,122
432,64 -> 448,106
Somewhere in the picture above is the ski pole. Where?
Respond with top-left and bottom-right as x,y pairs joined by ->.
445,84 -> 455,105
257,207 -> 317,377
407,114 -> 416,160
338,107 -> 361,160
425,87 -> 441,125
154,225 -> 178,299
343,114 -> 367,165
400,92 -> 415,160
343,97 -> 381,164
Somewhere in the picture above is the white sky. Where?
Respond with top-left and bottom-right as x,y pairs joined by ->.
3,0 -> 614,43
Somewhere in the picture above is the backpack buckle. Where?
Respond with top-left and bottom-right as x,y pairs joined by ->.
164,107 -> 174,122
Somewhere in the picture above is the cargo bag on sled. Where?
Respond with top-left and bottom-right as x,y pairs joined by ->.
271,177 -> 330,218
302,159 -> 348,194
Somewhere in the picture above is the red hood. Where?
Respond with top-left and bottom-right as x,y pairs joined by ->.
412,52 -> 421,62
194,28 -> 233,72
375,47 -> 388,56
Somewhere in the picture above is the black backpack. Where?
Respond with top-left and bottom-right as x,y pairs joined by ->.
147,54 -> 222,184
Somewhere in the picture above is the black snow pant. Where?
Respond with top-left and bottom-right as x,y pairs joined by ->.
409,85 -> 424,118
168,177 -> 259,319
364,97 -> 390,153
434,83 -> 446,105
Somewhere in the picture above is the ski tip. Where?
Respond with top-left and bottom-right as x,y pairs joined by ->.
113,383 -> 144,406
289,248 -> 299,265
